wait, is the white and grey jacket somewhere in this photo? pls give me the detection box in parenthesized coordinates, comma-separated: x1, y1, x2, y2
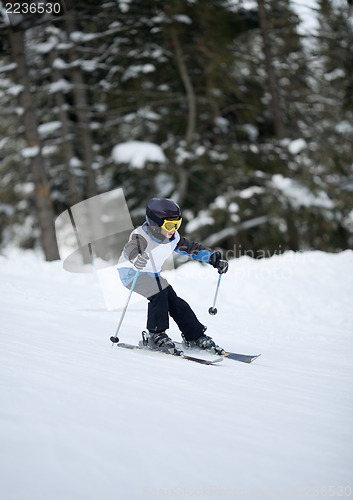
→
(117, 222, 215, 286)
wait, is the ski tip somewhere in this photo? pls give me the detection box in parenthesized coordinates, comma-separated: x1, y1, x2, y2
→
(222, 352, 261, 363)
(182, 355, 223, 365)
(247, 354, 261, 363)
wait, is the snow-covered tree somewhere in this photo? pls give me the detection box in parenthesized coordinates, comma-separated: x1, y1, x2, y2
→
(0, 0, 352, 257)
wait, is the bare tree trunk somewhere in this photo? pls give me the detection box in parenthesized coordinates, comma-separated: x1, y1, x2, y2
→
(171, 28, 197, 204)
(48, 47, 80, 206)
(8, 28, 59, 261)
(65, 10, 97, 198)
(258, 0, 286, 139)
(286, 205, 299, 251)
(171, 29, 196, 146)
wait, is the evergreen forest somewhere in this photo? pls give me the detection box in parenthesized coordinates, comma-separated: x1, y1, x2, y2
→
(0, 0, 352, 261)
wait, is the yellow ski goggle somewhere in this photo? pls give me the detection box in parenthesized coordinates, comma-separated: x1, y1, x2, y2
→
(161, 218, 182, 232)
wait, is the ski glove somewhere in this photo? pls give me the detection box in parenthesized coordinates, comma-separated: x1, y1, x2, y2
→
(209, 251, 229, 274)
(132, 252, 149, 270)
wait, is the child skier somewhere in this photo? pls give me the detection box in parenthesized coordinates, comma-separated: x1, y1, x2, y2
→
(117, 198, 228, 355)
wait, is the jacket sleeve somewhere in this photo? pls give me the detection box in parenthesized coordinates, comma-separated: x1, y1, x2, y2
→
(174, 236, 214, 264)
(124, 233, 148, 262)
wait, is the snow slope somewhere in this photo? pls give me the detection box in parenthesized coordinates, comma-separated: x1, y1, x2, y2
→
(1, 250, 353, 500)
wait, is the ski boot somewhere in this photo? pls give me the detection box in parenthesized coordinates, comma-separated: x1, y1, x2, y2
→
(141, 331, 183, 356)
(183, 333, 225, 356)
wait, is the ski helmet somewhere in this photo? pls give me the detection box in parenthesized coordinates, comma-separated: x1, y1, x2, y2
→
(146, 198, 181, 227)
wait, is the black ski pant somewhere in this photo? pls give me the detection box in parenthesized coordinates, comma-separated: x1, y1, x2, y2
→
(127, 273, 205, 341)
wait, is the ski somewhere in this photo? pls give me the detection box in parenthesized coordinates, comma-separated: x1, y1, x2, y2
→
(174, 342, 261, 364)
(115, 342, 223, 366)
(222, 352, 261, 363)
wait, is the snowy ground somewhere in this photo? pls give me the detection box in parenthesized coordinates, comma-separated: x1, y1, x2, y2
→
(1, 250, 352, 500)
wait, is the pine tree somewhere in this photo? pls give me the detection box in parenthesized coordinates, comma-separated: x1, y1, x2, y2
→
(307, 0, 353, 249)
(8, 27, 59, 260)
(1, 0, 351, 255)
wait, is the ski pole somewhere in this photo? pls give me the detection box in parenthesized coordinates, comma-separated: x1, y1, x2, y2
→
(110, 270, 140, 344)
(208, 273, 222, 315)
